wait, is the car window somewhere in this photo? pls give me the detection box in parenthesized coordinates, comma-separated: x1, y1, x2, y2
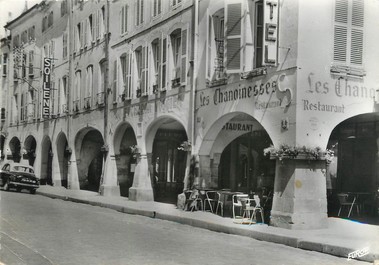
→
(2, 164, 10, 171)
(13, 166, 34, 174)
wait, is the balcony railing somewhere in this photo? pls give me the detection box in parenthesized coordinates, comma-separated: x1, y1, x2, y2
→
(62, 103, 68, 114)
(84, 96, 91, 110)
(73, 99, 80, 112)
(97, 92, 105, 107)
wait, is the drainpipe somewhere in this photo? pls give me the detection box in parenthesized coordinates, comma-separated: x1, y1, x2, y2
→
(191, 0, 199, 154)
(67, 0, 73, 188)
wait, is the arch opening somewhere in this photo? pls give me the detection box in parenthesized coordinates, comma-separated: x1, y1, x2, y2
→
(326, 113, 379, 221)
(9, 137, 21, 163)
(24, 135, 37, 166)
(75, 129, 104, 192)
(40, 137, 53, 185)
(113, 123, 137, 197)
(56, 133, 69, 188)
(148, 117, 188, 203)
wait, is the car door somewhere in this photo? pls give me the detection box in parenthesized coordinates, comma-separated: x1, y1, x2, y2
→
(0, 164, 11, 186)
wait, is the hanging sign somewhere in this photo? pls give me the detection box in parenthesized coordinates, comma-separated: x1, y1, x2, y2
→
(42, 58, 51, 118)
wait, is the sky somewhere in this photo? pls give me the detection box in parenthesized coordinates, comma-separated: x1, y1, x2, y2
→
(0, 0, 41, 38)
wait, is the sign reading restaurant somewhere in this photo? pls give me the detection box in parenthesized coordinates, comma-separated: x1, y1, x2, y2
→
(42, 58, 51, 118)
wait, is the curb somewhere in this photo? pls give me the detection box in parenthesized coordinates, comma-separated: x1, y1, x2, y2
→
(36, 190, 378, 263)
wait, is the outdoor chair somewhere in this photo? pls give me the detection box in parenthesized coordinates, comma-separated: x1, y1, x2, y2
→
(185, 190, 203, 212)
(204, 191, 223, 215)
(232, 194, 249, 219)
(337, 193, 359, 218)
(243, 195, 265, 224)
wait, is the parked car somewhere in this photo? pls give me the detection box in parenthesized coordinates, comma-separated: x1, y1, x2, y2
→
(0, 163, 39, 194)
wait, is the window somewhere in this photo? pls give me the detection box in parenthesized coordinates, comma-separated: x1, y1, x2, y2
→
(20, 93, 26, 121)
(74, 71, 81, 111)
(120, 53, 132, 99)
(120, 5, 128, 35)
(172, 0, 182, 8)
(22, 53, 26, 79)
(63, 32, 68, 59)
(169, 28, 187, 86)
(42, 16, 47, 32)
(136, 0, 144, 26)
(161, 38, 167, 90)
(2, 53, 7, 77)
(135, 46, 148, 96)
(28, 51, 34, 76)
(89, 15, 95, 43)
(76, 23, 81, 50)
(85, 65, 93, 108)
(95, 7, 105, 40)
(61, 0, 67, 17)
(13, 35, 20, 48)
(333, 0, 364, 69)
(153, 0, 162, 17)
(21, 30, 27, 44)
(206, 1, 276, 80)
(48, 11, 54, 27)
(152, 39, 161, 91)
(28, 26, 35, 41)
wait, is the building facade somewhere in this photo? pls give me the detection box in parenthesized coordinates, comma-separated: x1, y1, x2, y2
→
(1, 0, 378, 230)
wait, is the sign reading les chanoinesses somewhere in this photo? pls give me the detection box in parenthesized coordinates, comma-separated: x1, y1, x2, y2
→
(43, 58, 51, 118)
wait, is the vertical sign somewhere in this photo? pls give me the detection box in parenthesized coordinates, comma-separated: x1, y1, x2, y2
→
(263, 0, 278, 65)
(43, 58, 51, 118)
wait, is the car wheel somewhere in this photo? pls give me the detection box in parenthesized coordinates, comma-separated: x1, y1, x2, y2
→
(30, 189, 36, 194)
(4, 181, 10, 191)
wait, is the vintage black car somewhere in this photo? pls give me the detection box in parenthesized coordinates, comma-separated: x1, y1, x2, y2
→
(0, 163, 40, 194)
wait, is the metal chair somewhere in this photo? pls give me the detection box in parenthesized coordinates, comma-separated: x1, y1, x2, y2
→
(185, 190, 203, 212)
(204, 191, 223, 215)
(232, 194, 249, 219)
(337, 193, 359, 218)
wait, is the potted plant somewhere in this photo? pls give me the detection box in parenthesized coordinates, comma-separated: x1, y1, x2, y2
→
(264, 144, 334, 164)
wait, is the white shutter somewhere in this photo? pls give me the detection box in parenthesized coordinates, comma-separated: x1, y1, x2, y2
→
(225, 0, 242, 73)
(161, 37, 167, 91)
(181, 26, 188, 85)
(350, 0, 364, 65)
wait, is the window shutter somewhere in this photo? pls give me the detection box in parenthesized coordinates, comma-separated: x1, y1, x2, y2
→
(206, 12, 211, 79)
(141, 0, 144, 24)
(225, 1, 242, 73)
(136, 0, 140, 26)
(161, 37, 167, 90)
(334, 0, 348, 63)
(158, 0, 161, 14)
(126, 53, 131, 99)
(181, 27, 188, 85)
(120, 7, 124, 34)
(113, 60, 117, 102)
(96, 11, 100, 40)
(80, 21, 84, 48)
(350, 0, 364, 65)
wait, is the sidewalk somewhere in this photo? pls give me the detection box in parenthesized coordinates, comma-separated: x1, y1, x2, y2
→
(36, 186, 379, 263)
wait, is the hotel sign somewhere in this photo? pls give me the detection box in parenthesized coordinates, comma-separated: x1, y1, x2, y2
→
(43, 58, 51, 118)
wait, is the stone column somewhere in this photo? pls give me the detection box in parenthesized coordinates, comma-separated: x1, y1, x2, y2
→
(51, 147, 61, 187)
(129, 154, 154, 201)
(99, 153, 120, 196)
(211, 153, 221, 188)
(67, 150, 80, 190)
(270, 158, 328, 230)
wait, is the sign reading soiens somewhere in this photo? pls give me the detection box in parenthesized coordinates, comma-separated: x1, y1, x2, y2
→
(42, 58, 51, 118)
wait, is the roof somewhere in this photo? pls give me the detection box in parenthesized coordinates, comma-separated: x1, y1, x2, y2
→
(4, 2, 43, 30)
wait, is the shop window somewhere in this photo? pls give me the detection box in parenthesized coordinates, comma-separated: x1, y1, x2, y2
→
(120, 4, 128, 35)
(153, 0, 162, 17)
(136, 0, 144, 26)
(332, 0, 364, 76)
